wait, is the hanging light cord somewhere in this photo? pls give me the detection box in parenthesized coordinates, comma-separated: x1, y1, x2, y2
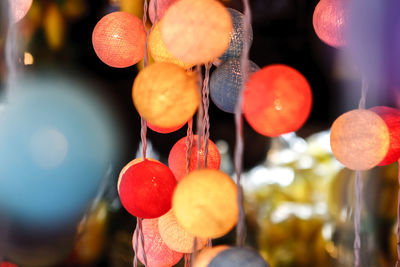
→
(185, 119, 194, 174)
(234, 0, 252, 247)
(196, 65, 205, 169)
(202, 63, 212, 167)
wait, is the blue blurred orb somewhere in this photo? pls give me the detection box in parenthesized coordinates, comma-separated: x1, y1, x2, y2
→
(0, 74, 117, 227)
(209, 247, 269, 267)
(210, 59, 259, 113)
(347, 0, 400, 88)
(219, 8, 253, 62)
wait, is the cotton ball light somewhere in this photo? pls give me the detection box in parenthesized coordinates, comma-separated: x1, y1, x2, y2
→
(173, 169, 238, 238)
(330, 109, 389, 170)
(117, 158, 160, 192)
(312, 0, 349, 48)
(92, 12, 146, 68)
(8, 0, 33, 23)
(148, 0, 179, 23)
(133, 219, 183, 267)
(158, 210, 208, 253)
(208, 247, 270, 267)
(193, 246, 230, 267)
(1, 262, 19, 267)
(219, 8, 253, 62)
(132, 62, 199, 128)
(161, 0, 232, 65)
(168, 135, 221, 181)
(118, 159, 176, 218)
(369, 106, 400, 166)
(243, 64, 312, 137)
(210, 59, 259, 113)
(147, 121, 185, 134)
(148, 21, 194, 69)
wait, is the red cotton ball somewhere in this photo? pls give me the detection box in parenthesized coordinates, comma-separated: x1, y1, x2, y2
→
(92, 11, 146, 68)
(370, 106, 400, 166)
(1, 262, 18, 267)
(148, 0, 179, 24)
(243, 64, 312, 137)
(168, 135, 221, 181)
(118, 160, 176, 218)
(133, 219, 183, 267)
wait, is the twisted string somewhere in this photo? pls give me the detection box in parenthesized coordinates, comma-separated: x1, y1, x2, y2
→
(186, 119, 194, 174)
(202, 63, 212, 168)
(234, 0, 252, 247)
(195, 65, 204, 169)
(184, 253, 191, 267)
(358, 77, 368, 109)
(190, 237, 199, 267)
(354, 171, 362, 267)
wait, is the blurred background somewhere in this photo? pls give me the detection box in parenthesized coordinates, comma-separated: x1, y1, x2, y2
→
(0, 0, 399, 266)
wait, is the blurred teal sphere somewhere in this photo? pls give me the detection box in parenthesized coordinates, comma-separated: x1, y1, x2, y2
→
(0, 74, 117, 227)
(210, 59, 259, 113)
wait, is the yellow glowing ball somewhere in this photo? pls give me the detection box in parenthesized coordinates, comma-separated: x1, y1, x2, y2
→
(158, 210, 208, 253)
(132, 62, 199, 128)
(161, 0, 232, 65)
(149, 21, 194, 69)
(173, 169, 238, 238)
(330, 109, 390, 170)
(193, 245, 230, 267)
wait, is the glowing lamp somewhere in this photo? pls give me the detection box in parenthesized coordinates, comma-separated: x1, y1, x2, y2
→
(132, 62, 199, 128)
(369, 106, 400, 166)
(312, 0, 348, 48)
(92, 12, 146, 68)
(161, 0, 233, 65)
(118, 160, 177, 218)
(208, 247, 270, 267)
(158, 210, 208, 253)
(243, 64, 313, 137)
(147, 121, 185, 134)
(173, 169, 238, 238)
(148, 21, 194, 69)
(148, 0, 179, 24)
(1, 262, 18, 267)
(219, 8, 253, 62)
(117, 158, 160, 192)
(210, 59, 260, 113)
(168, 135, 221, 181)
(9, 0, 33, 23)
(133, 219, 183, 267)
(330, 109, 389, 170)
(193, 245, 230, 267)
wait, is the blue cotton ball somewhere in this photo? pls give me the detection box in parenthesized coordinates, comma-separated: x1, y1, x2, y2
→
(208, 247, 269, 267)
(210, 59, 260, 113)
(219, 8, 253, 62)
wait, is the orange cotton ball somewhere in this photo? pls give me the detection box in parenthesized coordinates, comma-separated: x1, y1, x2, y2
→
(149, 21, 194, 69)
(132, 62, 199, 128)
(173, 169, 238, 238)
(168, 135, 221, 181)
(161, 0, 232, 65)
(330, 109, 390, 170)
(158, 210, 208, 253)
(193, 245, 230, 267)
(9, 0, 33, 23)
(243, 64, 313, 137)
(313, 0, 349, 48)
(133, 219, 183, 267)
(147, 121, 185, 134)
(92, 12, 146, 68)
(148, 0, 179, 23)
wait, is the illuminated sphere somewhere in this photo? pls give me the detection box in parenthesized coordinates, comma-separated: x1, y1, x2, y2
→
(118, 160, 177, 218)
(147, 121, 185, 134)
(133, 219, 183, 267)
(208, 247, 270, 267)
(148, 21, 194, 69)
(161, 0, 233, 65)
(210, 59, 260, 113)
(117, 158, 160, 192)
(369, 106, 400, 166)
(132, 62, 199, 128)
(219, 8, 253, 62)
(243, 64, 313, 137)
(158, 210, 208, 253)
(330, 109, 390, 170)
(1, 262, 18, 267)
(173, 169, 238, 238)
(148, 0, 179, 23)
(193, 245, 230, 267)
(168, 135, 221, 181)
(312, 0, 348, 48)
(9, 0, 33, 23)
(92, 12, 146, 68)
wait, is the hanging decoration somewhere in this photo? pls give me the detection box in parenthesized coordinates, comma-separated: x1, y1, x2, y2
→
(8, 0, 33, 23)
(92, 11, 146, 68)
(207, 247, 270, 267)
(148, 0, 179, 24)
(147, 121, 185, 134)
(193, 246, 230, 267)
(168, 135, 221, 181)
